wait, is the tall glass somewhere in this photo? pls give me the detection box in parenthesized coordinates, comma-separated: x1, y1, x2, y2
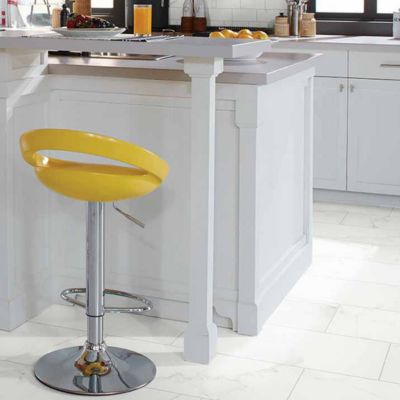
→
(133, 4, 152, 36)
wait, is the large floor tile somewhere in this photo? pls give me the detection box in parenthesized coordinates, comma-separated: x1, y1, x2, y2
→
(313, 237, 380, 260)
(328, 306, 400, 343)
(314, 203, 392, 217)
(173, 396, 207, 400)
(213, 324, 388, 379)
(31, 304, 186, 345)
(313, 210, 347, 224)
(314, 223, 400, 247)
(289, 369, 400, 400)
(289, 275, 400, 312)
(267, 298, 338, 332)
(0, 322, 82, 366)
(381, 344, 400, 384)
(309, 256, 400, 286)
(107, 337, 302, 400)
(342, 213, 400, 231)
(0, 360, 178, 400)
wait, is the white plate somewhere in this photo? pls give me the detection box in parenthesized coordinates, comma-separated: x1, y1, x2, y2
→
(53, 27, 126, 38)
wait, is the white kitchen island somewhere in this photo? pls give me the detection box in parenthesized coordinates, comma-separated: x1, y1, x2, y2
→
(0, 31, 316, 364)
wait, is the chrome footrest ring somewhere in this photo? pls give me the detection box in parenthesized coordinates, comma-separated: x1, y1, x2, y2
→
(60, 288, 153, 313)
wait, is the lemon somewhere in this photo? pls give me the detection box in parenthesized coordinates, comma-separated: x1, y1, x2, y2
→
(238, 33, 254, 40)
(221, 29, 238, 38)
(238, 29, 252, 36)
(209, 31, 226, 39)
(253, 31, 269, 40)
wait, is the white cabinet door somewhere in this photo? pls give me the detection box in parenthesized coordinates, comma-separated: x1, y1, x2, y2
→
(314, 77, 348, 190)
(348, 79, 400, 196)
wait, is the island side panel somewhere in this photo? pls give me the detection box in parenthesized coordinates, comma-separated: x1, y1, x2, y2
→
(236, 70, 314, 335)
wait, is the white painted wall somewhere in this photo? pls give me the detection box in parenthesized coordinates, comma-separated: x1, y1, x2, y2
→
(169, 0, 287, 28)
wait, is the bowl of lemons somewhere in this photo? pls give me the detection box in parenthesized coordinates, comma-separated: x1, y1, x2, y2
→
(209, 29, 269, 63)
(209, 28, 269, 41)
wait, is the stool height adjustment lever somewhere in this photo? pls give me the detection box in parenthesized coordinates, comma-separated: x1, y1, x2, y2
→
(113, 202, 145, 228)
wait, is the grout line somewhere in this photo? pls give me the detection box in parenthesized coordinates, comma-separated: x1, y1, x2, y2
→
(263, 321, 395, 346)
(324, 305, 341, 333)
(378, 343, 392, 381)
(293, 272, 400, 291)
(287, 294, 400, 316)
(338, 211, 349, 225)
(286, 369, 305, 400)
(215, 350, 388, 384)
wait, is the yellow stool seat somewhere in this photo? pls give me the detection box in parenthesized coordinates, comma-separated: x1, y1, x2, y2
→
(20, 129, 169, 202)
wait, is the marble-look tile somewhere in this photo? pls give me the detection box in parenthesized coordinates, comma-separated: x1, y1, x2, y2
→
(289, 275, 400, 313)
(313, 237, 380, 261)
(309, 257, 400, 286)
(289, 369, 400, 400)
(314, 222, 400, 247)
(0, 322, 82, 366)
(0, 360, 178, 400)
(172, 396, 207, 400)
(182, 324, 389, 379)
(314, 202, 392, 217)
(342, 213, 400, 231)
(313, 210, 347, 224)
(31, 304, 186, 345)
(106, 336, 302, 400)
(327, 306, 400, 343)
(267, 299, 338, 332)
(380, 344, 400, 384)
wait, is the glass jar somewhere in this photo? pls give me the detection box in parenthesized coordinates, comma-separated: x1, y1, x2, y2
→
(274, 13, 289, 37)
(301, 12, 316, 37)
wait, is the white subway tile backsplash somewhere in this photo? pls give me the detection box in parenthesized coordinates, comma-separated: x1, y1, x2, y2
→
(169, 0, 287, 27)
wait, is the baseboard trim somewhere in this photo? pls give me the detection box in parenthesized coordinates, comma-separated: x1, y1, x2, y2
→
(236, 241, 312, 336)
(314, 189, 400, 208)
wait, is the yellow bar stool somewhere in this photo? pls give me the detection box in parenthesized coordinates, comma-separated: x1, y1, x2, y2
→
(20, 129, 169, 396)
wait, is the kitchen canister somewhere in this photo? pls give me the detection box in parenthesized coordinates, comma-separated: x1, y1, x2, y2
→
(274, 13, 289, 37)
(394, 9, 400, 39)
(301, 12, 316, 37)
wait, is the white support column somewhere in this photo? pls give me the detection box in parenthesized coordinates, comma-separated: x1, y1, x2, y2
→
(183, 57, 223, 364)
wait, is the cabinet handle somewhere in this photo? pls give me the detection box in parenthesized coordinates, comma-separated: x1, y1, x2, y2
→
(339, 83, 345, 92)
(350, 84, 355, 93)
(380, 63, 400, 68)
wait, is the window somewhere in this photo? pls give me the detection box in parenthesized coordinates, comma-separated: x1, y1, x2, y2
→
(310, 0, 400, 20)
(315, 0, 364, 13)
(378, 0, 400, 13)
(92, 0, 113, 8)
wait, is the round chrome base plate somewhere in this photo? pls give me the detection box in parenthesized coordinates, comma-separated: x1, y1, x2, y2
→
(34, 346, 157, 396)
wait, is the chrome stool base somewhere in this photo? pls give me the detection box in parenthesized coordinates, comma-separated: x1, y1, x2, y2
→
(34, 344, 156, 396)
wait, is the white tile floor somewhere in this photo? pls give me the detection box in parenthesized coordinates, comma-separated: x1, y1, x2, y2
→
(2, 202, 400, 399)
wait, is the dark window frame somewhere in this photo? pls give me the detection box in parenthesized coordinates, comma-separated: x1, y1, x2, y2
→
(308, 0, 392, 21)
(91, 0, 125, 26)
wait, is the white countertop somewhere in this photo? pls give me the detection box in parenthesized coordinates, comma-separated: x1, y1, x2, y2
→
(273, 35, 400, 52)
(48, 52, 318, 85)
(0, 29, 271, 58)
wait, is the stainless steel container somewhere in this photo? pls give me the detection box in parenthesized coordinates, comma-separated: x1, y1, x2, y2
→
(290, 4, 301, 36)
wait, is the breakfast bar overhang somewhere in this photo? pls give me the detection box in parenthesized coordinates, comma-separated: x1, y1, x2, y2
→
(0, 32, 316, 364)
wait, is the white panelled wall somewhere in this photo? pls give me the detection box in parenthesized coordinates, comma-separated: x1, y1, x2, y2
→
(169, 0, 287, 28)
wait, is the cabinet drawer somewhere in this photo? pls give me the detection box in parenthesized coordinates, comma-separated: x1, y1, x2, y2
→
(349, 51, 400, 80)
(313, 51, 348, 77)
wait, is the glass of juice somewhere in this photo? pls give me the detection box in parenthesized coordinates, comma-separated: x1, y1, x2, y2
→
(133, 4, 152, 36)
